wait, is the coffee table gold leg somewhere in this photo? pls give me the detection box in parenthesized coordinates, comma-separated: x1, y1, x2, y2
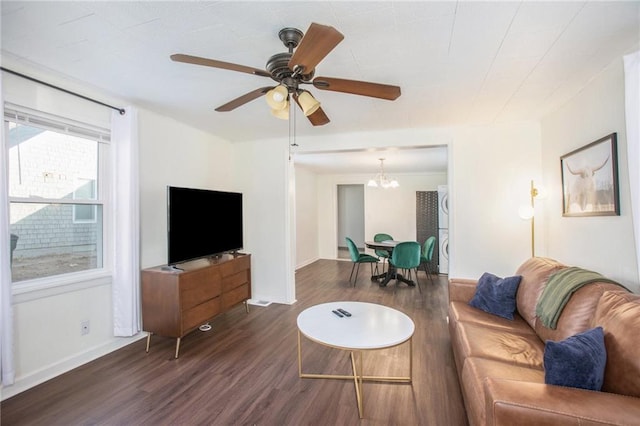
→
(351, 350, 364, 418)
(297, 329, 411, 419)
(409, 336, 413, 381)
(297, 330, 303, 377)
(146, 332, 151, 353)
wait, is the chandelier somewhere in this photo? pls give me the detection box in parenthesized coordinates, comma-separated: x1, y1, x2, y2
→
(367, 158, 399, 189)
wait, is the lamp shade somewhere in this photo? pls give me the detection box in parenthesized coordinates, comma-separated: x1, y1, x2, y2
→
(266, 85, 289, 110)
(518, 205, 534, 220)
(297, 91, 321, 116)
(271, 102, 290, 120)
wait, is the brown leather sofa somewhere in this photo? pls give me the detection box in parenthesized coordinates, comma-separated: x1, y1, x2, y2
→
(448, 257, 640, 425)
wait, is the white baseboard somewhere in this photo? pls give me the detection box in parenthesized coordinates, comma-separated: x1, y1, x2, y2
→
(295, 256, 320, 270)
(247, 299, 272, 307)
(1, 333, 146, 401)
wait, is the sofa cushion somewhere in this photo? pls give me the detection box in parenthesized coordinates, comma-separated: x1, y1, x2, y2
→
(593, 290, 640, 397)
(484, 378, 640, 426)
(454, 321, 545, 369)
(544, 326, 606, 391)
(536, 267, 624, 329)
(448, 278, 478, 303)
(515, 257, 567, 329)
(449, 301, 535, 335)
(461, 357, 545, 426)
(469, 272, 521, 320)
(535, 282, 626, 344)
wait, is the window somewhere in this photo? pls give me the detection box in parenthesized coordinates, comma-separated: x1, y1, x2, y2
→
(73, 178, 97, 223)
(5, 107, 110, 283)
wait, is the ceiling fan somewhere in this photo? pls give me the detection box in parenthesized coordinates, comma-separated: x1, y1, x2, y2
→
(170, 23, 401, 126)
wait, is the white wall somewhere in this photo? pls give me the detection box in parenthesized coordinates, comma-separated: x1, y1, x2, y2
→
(541, 59, 639, 291)
(232, 138, 296, 304)
(450, 122, 542, 278)
(294, 166, 318, 269)
(365, 174, 444, 244)
(138, 109, 234, 269)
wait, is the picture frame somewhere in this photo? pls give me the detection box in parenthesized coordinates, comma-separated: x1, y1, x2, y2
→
(560, 133, 619, 217)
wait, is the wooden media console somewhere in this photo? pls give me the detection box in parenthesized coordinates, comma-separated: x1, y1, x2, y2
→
(141, 253, 251, 357)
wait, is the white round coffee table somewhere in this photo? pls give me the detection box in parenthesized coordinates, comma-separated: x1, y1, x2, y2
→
(297, 301, 415, 418)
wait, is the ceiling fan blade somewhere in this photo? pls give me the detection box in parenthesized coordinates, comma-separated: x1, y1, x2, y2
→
(292, 93, 330, 126)
(171, 54, 271, 78)
(215, 87, 274, 112)
(312, 77, 401, 100)
(288, 23, 344, 74)
(306, 107, 330, 126)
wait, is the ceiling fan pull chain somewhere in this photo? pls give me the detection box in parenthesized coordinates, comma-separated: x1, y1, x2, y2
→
(291, 100, 298, 147)
(288, 99, 292, 146)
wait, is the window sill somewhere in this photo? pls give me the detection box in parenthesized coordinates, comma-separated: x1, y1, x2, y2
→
(12, 269, 113, 303)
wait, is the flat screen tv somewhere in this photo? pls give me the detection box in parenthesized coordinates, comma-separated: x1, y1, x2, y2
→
(167, 186, 243, 266)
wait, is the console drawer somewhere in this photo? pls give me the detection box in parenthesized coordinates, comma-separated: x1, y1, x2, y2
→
(181, 271, 221, 310)
(222, 283, 249, 310)
(183, 297, 221, 332)
(220, 254, 250, 277)
(222, 270, 249, 293)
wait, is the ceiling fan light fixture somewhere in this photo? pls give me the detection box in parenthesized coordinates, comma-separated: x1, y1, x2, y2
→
(270, 103, 290, 120)
(297, 91, 321, 116)
(266, 85, 289, 110)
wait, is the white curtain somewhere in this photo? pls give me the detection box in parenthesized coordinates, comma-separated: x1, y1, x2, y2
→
(0, 73, 15, 386)
(624, 50, 640, 280)
(111, 107, 141, 336)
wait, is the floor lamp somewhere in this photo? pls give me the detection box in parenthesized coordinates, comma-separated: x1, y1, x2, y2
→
(519, 180, 545, 257)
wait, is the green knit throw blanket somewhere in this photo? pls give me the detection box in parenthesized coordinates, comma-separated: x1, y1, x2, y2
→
(536, 267, 626, 329)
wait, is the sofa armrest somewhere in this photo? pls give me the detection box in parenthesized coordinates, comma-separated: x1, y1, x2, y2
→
(484, 378, 640, 426)
(449, 278, 477, 303)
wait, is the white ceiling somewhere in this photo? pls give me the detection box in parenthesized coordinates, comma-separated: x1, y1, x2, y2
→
(1, 1, 639, 174)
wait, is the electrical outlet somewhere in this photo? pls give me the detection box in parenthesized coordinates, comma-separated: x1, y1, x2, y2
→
(81, 320, 90, 335)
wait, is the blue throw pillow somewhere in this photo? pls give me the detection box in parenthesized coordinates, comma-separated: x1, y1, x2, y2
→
(544, 326, 606, 391)
(468, 272, 522, 320)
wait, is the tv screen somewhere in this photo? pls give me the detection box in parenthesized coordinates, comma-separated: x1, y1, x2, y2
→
(167, 186, 243, 265)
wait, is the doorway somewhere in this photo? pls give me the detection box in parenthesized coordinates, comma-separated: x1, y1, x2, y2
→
(337, 184, 365, 259)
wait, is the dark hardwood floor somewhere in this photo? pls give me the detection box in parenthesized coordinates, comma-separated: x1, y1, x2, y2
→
(1, 259, 467, 425)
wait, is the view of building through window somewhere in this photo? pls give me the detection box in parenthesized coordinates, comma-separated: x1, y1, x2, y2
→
(6, 118, 106, 282)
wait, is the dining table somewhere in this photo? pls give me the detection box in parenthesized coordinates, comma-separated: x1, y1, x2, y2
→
(364, 240, 416, 287)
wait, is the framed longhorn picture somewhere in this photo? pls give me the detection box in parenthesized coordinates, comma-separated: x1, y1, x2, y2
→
(560, 133, 620, 217)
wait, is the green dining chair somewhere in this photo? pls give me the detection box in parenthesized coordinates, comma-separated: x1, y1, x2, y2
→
(420, 236, 436, 283)
(345, 237, 379, 287)
(373, 233, 393, 273)
(389, 241, 422, 293)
